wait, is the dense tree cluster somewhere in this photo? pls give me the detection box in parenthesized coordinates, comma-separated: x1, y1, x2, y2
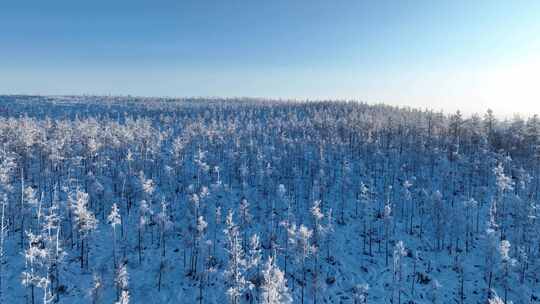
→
(0, 95, 539, 303)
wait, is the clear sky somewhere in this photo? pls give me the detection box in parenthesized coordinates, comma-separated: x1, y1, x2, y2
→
(1, 0, 540, 115)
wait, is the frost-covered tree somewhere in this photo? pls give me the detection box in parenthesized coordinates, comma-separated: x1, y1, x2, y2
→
(0, 193, 7, 301)
(90, 273, 103, 304)
(485, 209, 499, 296)
(196, 217, 211, 304)
(463, 198, 478, 252)
(356, 183, 374, 254)
(383, 203, 392, 266)
(498, 240, 516, 304)
(352, 283, 369, 304)
(22, 186, 39, 246)
(224, 210, 250, 304)
(137, 199, 152, 264)
(392, 240, 406, 304)
(247, 233, 262, 279)
(239, 197, 252, 250)
(156, 199, 172, 291)
(115, 262, 129, 301)
(0, 154, 15, 301)
(310, 200, 324, 249)
(195, 215, 208, 270)
(22, 231, 51, 304)
(194, 148, 210, 188)
(108, 203, 122, 267)
(261, 256, 292, 304)
(430, 190, 445, 251)
(42, 192, 64, 302)
(338, 159, 352, 224)
(137, 171, 155, 214)
(116, 290, 130, 304)
(212, 205, 222, 260)
(493, 164, 514, 240)
(288, 224, 313, 304)
(310, 200, 324, 302)
(488, 296, 504, 304)
(70, 189, 97, 269)
(187, 187, 209, 276)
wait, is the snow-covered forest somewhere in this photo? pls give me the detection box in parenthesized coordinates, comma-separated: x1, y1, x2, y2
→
(1, 95, 539, 303)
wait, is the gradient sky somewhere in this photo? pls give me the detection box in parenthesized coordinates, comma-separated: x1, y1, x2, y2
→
(1, 0, 540, 115)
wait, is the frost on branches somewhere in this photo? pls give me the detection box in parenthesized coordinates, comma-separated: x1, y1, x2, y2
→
(0, 96, 537, 303)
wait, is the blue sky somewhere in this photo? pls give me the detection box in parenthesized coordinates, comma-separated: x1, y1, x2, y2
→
(1, 0, 540, 114)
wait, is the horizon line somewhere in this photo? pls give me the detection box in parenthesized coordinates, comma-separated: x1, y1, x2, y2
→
(0, 93, 532, 119)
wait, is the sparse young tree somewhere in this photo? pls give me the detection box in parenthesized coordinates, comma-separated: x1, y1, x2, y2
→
(116, 290, 130, 304)
(108, 203, 122, 267)
(42, 192, 64, 302)
(392, 240, 406, 304)
(246, 233, 262, 300)
(137, 199, 152, 264)
(498, 240, 515, 304)
(22, 231, 52, 304)
(157, 199, 172, 291)
(261, 256, 292, 304)
(115, 262, 129, 302)
(0, 154, 15, 301)
(224, 210, 250, 304)
(288, 224, 313, 304)
(70, 189, 98, 269)
(383, 203, 392, 266)
(90, 273, 103, 304)
(352, 283, 369, 304)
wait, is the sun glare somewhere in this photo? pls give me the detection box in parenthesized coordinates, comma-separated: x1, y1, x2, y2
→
(474, 56, 540, 116)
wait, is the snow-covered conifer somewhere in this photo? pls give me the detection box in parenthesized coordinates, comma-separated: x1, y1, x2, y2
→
(71, 189, 97, 269)
(499, 240, 516, 304)
(116, 290, 130, 304)
(137, 199, 152, 264)
(0, 154, 14, 301)
(353, 283, 369, 304)
(108, 203, 122, 267)
(392, 240, 406, 304)
(224, 210, 249, 304)
(90, 273, 103, 304)
(288, 224, 313, 304)
(261, 256, 292, 304)
(115, 263, 129, 300)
